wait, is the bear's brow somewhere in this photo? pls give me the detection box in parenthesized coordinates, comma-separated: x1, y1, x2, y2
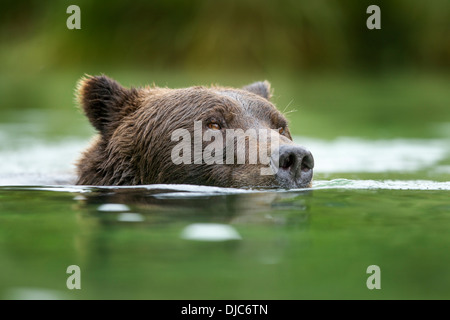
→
(245, 99, 287, 127)
(215, 89, 287, 127)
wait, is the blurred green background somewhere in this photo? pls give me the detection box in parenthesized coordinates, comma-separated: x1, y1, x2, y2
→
(0, 0, 449, 139)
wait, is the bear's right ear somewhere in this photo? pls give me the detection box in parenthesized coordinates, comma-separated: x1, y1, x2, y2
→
(77, 75, 131, 134)
(242, 81, 272, 100)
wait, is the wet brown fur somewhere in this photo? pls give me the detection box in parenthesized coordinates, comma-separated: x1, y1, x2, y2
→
(76, 75, 297, 187)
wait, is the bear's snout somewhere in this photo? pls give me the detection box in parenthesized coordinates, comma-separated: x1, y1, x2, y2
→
(273, 145, 314, 188)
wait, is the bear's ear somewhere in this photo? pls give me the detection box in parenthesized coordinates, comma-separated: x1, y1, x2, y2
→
(77, 75, 131, 134)
(242, 81, 272, 100)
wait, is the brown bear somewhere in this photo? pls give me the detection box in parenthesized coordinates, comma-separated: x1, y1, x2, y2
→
(75, 75, 314, 188)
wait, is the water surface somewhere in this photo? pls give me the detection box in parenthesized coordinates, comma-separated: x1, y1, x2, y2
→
(0, 116, 449, 299)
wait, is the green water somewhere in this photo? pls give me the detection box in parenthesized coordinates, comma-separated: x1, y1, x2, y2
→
(0, 186, 449, 299)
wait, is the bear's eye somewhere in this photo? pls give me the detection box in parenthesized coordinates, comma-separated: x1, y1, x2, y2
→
(208, 122, 221, 130)
(278, 127, 285, 135)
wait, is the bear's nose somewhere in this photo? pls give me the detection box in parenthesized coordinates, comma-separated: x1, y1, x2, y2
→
(273, 145, 314, 188)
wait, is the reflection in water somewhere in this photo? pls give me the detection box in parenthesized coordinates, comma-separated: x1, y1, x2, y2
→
(180, 223, 242, 241)
(97, 203, 131, 212)
(71, 186, 313, 284)
(6, 287, 69, 300)
(117, 213, 145, 222)
(75, 186, 312, 226)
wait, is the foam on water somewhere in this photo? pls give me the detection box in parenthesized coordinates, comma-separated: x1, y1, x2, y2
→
(3, 179, 450, 195)
(311, 179, 450, 191)
(0, 127, 449, 191)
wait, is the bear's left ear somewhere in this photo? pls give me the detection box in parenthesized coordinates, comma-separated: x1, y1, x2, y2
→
(77, 75, 133, 135)
(242, 81, 272, 100)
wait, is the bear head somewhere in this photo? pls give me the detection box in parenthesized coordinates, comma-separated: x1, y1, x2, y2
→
(75, 75, 314, 188)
